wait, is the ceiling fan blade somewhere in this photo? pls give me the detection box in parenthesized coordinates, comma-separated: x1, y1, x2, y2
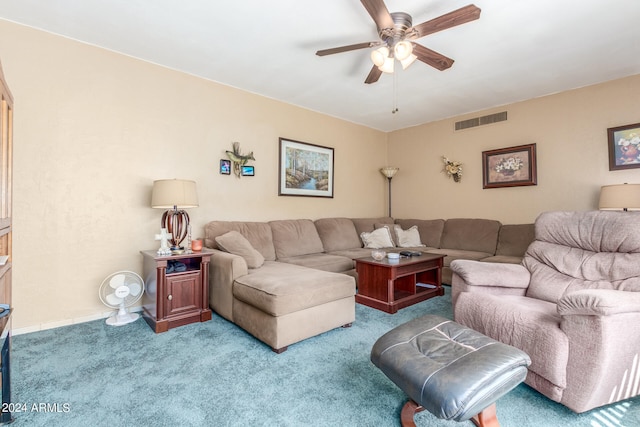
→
(316, 41, 380, 56)
(361, 0, 394, 30)
(364, 65, 382, 84)
(410, 4, 481, 39)
(412, 43, 454, 71)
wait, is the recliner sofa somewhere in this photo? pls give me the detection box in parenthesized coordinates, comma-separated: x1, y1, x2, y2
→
(451, 211, 640, 413)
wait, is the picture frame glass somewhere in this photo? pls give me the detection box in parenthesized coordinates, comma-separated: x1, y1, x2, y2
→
(279, 138, 334, 197)
(608, 123, 640, 171)
(483, 143, 537, 189)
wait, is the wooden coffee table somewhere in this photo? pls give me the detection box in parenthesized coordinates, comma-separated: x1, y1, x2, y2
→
(355, 253, 445, 314)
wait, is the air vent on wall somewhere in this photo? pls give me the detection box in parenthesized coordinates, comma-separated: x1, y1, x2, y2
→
(455, 111, 507, 131)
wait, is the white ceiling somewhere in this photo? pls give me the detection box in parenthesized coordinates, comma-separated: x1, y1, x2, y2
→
(1, 0, 639, 132)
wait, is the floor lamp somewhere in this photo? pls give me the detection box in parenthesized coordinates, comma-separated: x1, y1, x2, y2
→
(380, 167, 399, 217)
(151, 179, 199, 250)
(598, 183, 640, 211)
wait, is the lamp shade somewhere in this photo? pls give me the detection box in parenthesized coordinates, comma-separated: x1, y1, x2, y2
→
(598, 183, 640, 211)
(380, 167, 399, 179)
(151, 179, 199, 209)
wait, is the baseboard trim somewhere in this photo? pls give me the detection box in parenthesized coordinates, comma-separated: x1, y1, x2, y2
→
(12, 306, 144, 336)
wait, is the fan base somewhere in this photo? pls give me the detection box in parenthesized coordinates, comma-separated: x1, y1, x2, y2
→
(105, 312, 140, 326)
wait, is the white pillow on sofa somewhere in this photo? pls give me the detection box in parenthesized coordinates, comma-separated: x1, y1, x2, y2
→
(394, 225, 425, 248)
(360, 226, 395, 249)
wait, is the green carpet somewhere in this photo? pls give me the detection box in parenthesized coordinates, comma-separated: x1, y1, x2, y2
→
(10, 287, 640, 426)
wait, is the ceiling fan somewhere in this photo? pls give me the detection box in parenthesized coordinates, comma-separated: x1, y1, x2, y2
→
(316, 0, 481, 84)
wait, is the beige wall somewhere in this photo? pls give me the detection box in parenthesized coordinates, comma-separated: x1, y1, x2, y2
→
(1, 19, 639, 332)
(388, 75, 640, 224)
(0, 20, 388, 331)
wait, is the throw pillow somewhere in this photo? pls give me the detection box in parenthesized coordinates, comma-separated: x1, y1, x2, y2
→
(360, 226, 395, 249)
(215, 230, 265, 268)
(394, 225, 425, 248)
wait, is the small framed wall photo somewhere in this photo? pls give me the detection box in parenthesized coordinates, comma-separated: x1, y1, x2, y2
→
(220, 159, 231, 175)
(241, 165, 255, 176)
(608, 122, 640, 171)
(482, 143, 537, 189)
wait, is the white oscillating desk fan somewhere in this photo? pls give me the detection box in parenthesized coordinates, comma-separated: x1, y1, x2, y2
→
(98, 271, 144, 326)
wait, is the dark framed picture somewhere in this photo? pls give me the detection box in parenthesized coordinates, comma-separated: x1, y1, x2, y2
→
(278, 138, 334, 197)
(220, 159, 231, 175)
(608, 122, 640, 171)
(241, 165, 255, 176)
(482, 143, 537, 189)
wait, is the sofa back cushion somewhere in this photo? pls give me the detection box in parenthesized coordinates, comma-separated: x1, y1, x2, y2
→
(394, 219, 445, 248)
(204, 221, 276, 261)
(524, 211, 640, 303)
(269, 219, 325, 259)
(495, 224, 535, 257)
(439, 218, 501, 254)
(314, 218, 362, 252)
(351, 217, 394, 245)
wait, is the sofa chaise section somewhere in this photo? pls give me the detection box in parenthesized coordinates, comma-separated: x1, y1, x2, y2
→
(204, 220, 356, 353)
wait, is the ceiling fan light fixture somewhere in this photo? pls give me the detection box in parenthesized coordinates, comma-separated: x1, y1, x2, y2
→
(370, 46, 390, 67)
(400, 53, 418, 70)
(393, 40, 413, 61)
(378, 56, 395, 73)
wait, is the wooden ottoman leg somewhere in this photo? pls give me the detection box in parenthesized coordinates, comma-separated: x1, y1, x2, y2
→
(471, 403, 500, 427)
(400, 400, 424, 427)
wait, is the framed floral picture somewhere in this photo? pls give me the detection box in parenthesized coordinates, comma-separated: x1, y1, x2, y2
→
(482, 143, 537, 189)
(608, 122, 640, 171)
(278, 138, 334, 197)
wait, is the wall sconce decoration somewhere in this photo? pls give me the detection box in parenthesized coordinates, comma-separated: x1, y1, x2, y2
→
(226, 142, 255, 178)
(442, 156, 463, 183)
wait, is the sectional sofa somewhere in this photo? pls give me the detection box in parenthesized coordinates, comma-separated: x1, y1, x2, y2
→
(204, 216, 534, 352)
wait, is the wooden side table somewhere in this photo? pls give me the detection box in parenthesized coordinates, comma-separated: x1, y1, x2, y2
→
(140, 249, 213, 333)
(355, 253, 445, 313)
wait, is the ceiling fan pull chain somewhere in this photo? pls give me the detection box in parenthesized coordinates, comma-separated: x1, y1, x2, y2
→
(392, 70, 399, 114)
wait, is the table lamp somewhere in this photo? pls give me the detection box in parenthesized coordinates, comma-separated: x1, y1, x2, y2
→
(598, 183, 640, 211)
(151, 179, 199, 250)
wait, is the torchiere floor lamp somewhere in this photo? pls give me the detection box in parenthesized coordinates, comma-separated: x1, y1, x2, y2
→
(380, 167, 399, 217)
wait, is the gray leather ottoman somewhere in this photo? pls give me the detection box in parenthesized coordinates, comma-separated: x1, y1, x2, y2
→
(371, 315, 531, 427)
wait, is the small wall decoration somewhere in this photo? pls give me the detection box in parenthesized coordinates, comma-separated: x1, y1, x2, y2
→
(220, 159, 231, 175)
(607, 122, 640, 171)
(482, 143, 537, 189)
(278, 137, 334, 198)
(241, 165, 255, 176)
(226, 141, 255, 178)
(442, 156, 463, 182)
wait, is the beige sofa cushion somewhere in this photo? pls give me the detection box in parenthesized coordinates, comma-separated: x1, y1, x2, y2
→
(277, 253, 354, 273)
(314, 218, 361, 252)
(215, 231, 265, 269)
(394, 219, 445, 248)
(351, 217, 394, 238)
(269, 219, 325, 259)
(204, 221, 276, 261)
(440, 218, 501, 254)
(233, 261, 355, 316)
(496, 223, 535, 257)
